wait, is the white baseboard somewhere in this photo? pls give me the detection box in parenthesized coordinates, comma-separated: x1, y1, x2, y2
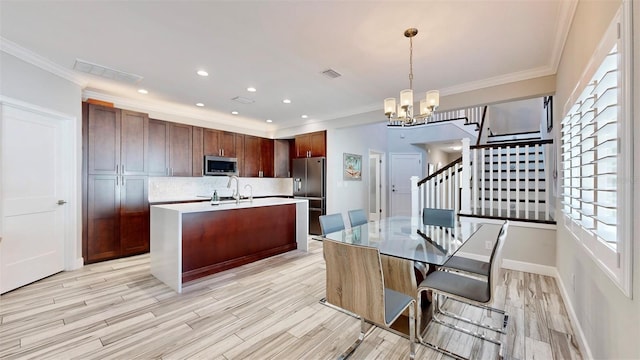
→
(72, 257, 84, 270)
(454, 252, 592, 358)
(553, 269, 593, 360)
(501, 259, 556, 277)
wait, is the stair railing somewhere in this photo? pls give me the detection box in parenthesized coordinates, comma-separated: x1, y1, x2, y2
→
(469, 139, 554, 221)
(413, 137, 554, 223)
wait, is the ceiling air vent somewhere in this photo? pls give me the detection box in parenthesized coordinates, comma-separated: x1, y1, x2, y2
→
(321, 68, 342, 79)
(73, 59, 143, 84)
(231, 96, 255, 104)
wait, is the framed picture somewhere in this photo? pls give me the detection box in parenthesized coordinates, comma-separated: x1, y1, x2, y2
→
(545, 96, 553, 133)
(343, 153, 362, 181)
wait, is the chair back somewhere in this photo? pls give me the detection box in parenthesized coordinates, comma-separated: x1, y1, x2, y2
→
(323, 239, 386, 325)
(422, 208, 455, 228)
(348, 209, 368, 228)
(319, 213, 345, 235)
(488, 221, 509, 302)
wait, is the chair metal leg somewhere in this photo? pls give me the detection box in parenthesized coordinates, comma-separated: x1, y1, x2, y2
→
(338, 317, 367, 360)
(435, 295, 509, 334)
(409, 302, 416, 360)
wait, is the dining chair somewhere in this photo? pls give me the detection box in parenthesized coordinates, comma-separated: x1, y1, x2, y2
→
(324, 239, 416, 359)
(427, 207, 490, 278)
(319, 213, 345, 235)
(422, 208, 455, 228)
(416, 221, 509, 357)
(347, 209, 368, 228)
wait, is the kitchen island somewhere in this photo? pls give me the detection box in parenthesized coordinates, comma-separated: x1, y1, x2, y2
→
(150, 197, 309, 293)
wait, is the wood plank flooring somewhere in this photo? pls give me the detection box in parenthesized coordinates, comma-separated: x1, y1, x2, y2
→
(0, 240, 581, 359)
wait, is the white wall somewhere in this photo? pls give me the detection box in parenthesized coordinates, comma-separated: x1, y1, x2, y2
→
(554, 1, 640, 359)
(487, 97, 544, 135)
(0, 52, 83, 269)
(326, 121, 388, 226)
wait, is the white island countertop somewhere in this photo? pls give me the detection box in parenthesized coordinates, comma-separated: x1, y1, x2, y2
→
(151, 197, 307, 213)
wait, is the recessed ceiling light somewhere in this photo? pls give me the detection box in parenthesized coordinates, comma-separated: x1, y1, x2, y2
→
(282, 99, 291, 104)
(266, 119, 273, 123)
(197, 70, 209, 77)
(195, 103, 204, 107)
(231, 111, 239, 115)
(247, 87, 257, 92)
(301, 115, 308, 119)
(137, 89, 148, 94)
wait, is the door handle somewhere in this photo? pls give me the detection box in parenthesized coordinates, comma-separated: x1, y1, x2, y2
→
(57, 200, 67, 205)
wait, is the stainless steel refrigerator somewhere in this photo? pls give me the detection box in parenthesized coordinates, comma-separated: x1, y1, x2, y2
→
(292, 157, 326, 235)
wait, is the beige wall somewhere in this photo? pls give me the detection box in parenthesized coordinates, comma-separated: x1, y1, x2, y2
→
(439, 75, 556, 111)
(554, 1, 640, 359)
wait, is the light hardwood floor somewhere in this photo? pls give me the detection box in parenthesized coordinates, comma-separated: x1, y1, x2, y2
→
(0, 240, 581, 359)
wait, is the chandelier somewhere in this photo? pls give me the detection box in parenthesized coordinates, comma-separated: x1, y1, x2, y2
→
(384, 28, 439, 126)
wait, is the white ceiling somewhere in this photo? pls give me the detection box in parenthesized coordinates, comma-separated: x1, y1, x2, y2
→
(0, 1, 575, 132)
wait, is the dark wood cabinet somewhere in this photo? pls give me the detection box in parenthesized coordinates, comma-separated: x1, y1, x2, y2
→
(203, 129, 237, 158)
(86, 175, 149, 263)
(84, 103, 150, 264)
(148, 119, 192, 176)
(168, 123, 193, 176)
(295, 130, 326, 158)
(274, 139, 292, 178)
(148, 119, 170, 176)
(121, 110, 149, 175)
(243, 135, 261, 177)
(192, 127, 204, 177)
(120, 175, 149, 255)
(243, 135, 274, 177)
(260, 137, 274, 178)
(87, 105, 120, 175)
(235, 134, 245, 176)
(87, 106, 149, 175)
(87, 175, 120, 262)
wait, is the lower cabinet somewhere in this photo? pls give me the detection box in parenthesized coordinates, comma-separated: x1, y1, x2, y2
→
(86, 175, 149, 263)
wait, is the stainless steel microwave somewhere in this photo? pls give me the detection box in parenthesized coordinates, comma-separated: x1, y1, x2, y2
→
(204, 156, 238, 176)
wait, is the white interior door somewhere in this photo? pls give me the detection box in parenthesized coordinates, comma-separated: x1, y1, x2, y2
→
(368, 153, 381, 221)
(390, 153, 421, 217)
(1, 104, 67, 293)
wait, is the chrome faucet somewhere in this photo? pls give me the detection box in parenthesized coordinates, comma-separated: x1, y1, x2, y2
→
(244, 184, 253, 202)
(227, 175, 240, 204)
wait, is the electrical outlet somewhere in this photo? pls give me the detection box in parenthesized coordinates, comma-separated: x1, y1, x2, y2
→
(485, 240, 493, 250)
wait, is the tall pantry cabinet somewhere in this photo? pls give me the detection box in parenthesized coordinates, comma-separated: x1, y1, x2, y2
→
(83, 103, 150, 263)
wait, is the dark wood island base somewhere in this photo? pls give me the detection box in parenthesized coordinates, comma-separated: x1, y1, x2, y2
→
(181, 204, 296, 283)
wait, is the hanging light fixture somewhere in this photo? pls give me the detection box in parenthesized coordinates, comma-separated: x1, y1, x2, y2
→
(384, 28, 439, 126)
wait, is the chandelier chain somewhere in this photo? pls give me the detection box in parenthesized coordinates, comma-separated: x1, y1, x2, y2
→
(409, 36, 413, 90)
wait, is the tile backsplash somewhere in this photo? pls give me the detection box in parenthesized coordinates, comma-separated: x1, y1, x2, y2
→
(149, 176, 293, 203)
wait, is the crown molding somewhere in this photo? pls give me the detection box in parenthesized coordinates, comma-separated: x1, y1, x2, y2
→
(438, 65, 555, 96)
(549, 0, 579, 73)
(0, 37, 88, 87)
(82, 90, 272, 137)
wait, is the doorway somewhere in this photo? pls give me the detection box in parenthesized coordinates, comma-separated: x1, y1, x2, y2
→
(368, 151, 384, 221)
(390, 153, 422, 217)
(0, 99, 73, 293)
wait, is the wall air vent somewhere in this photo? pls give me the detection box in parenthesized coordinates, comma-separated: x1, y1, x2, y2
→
(321, 68, 342, 79)
(73, 59, 143, 84)
(231, 96, 255, 104)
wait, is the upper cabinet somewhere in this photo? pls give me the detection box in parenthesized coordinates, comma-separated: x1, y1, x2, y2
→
(295, 130, 326, 158)
(87, 104, 148, 176)
(204, 129, 237, 158)
(243, 135, 274, 177)
(148, 119, 192, 176)
(192, 127, 204, 177)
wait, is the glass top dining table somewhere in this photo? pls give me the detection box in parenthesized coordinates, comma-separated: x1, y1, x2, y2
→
(322, 216, 484, 266)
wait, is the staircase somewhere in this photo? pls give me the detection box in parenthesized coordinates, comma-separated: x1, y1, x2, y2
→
(413, 112, 555, 225)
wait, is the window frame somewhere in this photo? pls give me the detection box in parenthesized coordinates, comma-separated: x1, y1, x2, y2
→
(560, 4, 633, 298)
